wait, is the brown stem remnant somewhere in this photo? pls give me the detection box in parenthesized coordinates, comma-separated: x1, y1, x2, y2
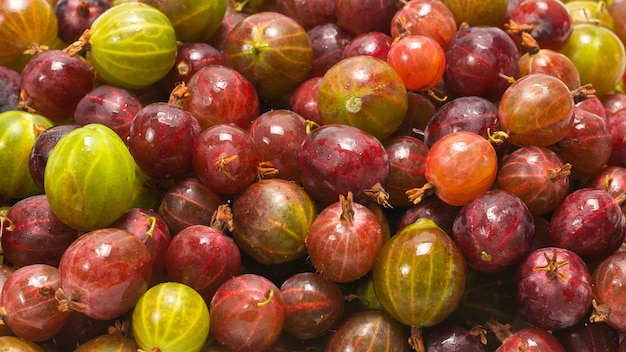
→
(533, 249, 569, 282)
(55, 288, 87, 313)
(257, 161, 279, 180)
(485, 318, 513, 344)
(505, 19, 536, 37)
(364, 183, 392, 208)
(63, 29, 90, 57)
(546, 163, 572, 181)
(23, 42, 49, 56)
(340, 192, 355, 226)
(469, 323, 489, 345)
(590, 298, 611, 323)
(168, 82, 190, 108)
(572, 83, 597, 104)
(211, 204, 234, 233)
(215, 154, 238, 180)
(409, 326, 425, 352)
(520, 32, 540, 55)
(406, 183, 434, 205)
(107, 320, 129, 336)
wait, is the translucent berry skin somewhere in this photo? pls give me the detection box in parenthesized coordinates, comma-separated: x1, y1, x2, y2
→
(209, 274, 286, 352)
(132, 282, 210, 352)
(20, 49, 94, 122)
(299, 124, 390, 206)
(452, 189, 535, 273)
(549, 188, 626, 258)
(444, 26, 519, 100)
(192, 123, 260, 196)
(373, 218, 466, 328)
(514, 247, 593, 330)
(89, 2, 177, 90)
(425, 131, 498, 206)
(129, 102, 202, 180)
(499, 73, 575, 147)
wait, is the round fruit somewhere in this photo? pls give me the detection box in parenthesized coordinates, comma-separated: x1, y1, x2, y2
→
(386, 35, 446, 92)
(110, 208, 172, 287)
(334, 0, 397, 35)
(496, 146, 571, 215)
(0, 0, 59, 72)
(57, 228, 152, 320)
(44, 124, 136, 231)
(0, 110, 53, 199)
(55, 0, 111, 45)
(514, 247, 593, 330)
(0, 336, 45, 352)
(89, 2, 178, 89)
(20, 48, 94, 122)
(549, 188, 626, 258)
(410, 131, 499, 206)
(324, 310, 409, 352)
(306, 192, 383, 283)
(389, 0, 457, 46)
(209, 274, 286, 351)
(440, 0, 508, 27)
(452, 189, 535, 273)
(0, 264, 70, 341)
(223, 11, 313, 102)
(132, 282, 210, 352)
(192, 123, 260, 195)
(128, 101, 202, 180)
(561, 24, 626, 97)
(157, 177, 224, 235)
(318, 55, 408, 141)
(74, 334, 139, 352)
(231, 179, 317, 265)
(280, 272, 345, 340)
(139, 0, 226, 43)
(499, 73, 575, 147)
(73, 85, 142, 143)
(1, 195, 79, 267)
(373, 218, 466, 328)
(183, 65, 259, 130)
(299, 124, 390, 206)
(165, 222, 241, 301)
(444, 25, 519, 100)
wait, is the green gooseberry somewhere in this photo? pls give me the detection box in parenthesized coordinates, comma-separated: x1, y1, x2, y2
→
(44, 123, 136, 231)
(373, 218, 467, 328)
(0, 110, 53, 199)
(89, 2, 178, 90)
(132, 282, 210, 352)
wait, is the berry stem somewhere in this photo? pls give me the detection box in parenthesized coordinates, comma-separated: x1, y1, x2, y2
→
(409, 326, 425, 352)
(406, 183, 434, 205)
(485, 318, 513, 343)
(257, 289, 274, 307)
(364, 183, 391, 208)
(340, 192, 355, 226)
(572, 83, 596, 104)
(210, 204, 234, 233)
(533, 249, 569, 282)
(487, 128, 509, 145)
(257, 161, 279, 180)
(215, 154, 239, 180)
(168, 82, 190, 108)
(520, 32, 540, 55)
(545, 163, 571, 180)
(505, 19, 535, 36)
(590, 298, 611, 323)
